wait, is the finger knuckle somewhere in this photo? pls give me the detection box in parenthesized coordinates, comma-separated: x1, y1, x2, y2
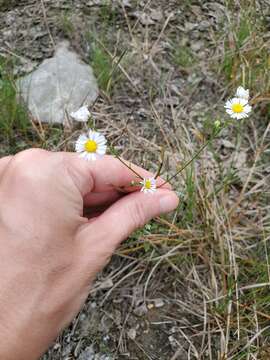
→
(13, 148, 47, 166)
(11, 149, 48, 179)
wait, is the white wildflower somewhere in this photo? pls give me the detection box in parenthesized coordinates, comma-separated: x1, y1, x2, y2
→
(70, 106, 90, 122)
(75, 130, 107, 161)
(235, 86, 249, 100)
(140, 177, 157, 194)
(225, 97, 252, 120)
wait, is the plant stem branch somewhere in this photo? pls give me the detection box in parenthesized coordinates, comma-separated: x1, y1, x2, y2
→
(109, 146, 144, 180)
(158, 128, 221, 187)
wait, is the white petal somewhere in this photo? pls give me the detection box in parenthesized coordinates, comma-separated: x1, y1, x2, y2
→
(244, 104, 252, 113)
(76, 139, 88, 146)
(231, 97, 240, 104)
(236, 113, 245, 119)
(75, 135, 88, 152)
(87, 153, 96, 161)
(97, 148, 107, 156)
(88, 129, 94, 140)
(230, 97, 247, 107)
(92, 132, 99, 141)
(97, 144, 107, 150)
(238, 98, 248, 106)
(99, 142, 107, 148)
(97, 135, 106, 144)
(70, 106, 90, 122)
(236, 86, 249, 100)
(225, 99, 233, 108)
(75, 143, 85, 153)
(226, 109, 233, 115)
(79, 151, 88, 159)
(77, 134, 88, 143)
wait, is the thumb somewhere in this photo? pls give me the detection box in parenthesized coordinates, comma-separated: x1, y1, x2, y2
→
(78, 188, 179, 255)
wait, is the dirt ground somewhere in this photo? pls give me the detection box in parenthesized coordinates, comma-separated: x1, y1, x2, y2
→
(1, 0, 270, 359)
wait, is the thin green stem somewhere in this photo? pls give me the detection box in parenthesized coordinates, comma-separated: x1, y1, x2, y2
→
(109, 145, 144, 180)
(154, 147, 165, 179)
(158, 127, 222, 188)
(108, 48, 127, 80)
(116, 156, 144, 180)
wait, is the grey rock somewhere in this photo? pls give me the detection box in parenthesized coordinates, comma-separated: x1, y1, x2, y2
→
(62, 343, 73, 357)
(153, 298, 165, 308)
(2, 29, 13, 40)
(99, 278, 114, 289)
(198, 20, 211, 31)
(185, 22, 197, 32)
(133, 303, 148, 317)
(127, 328, 137, 340)
(132, 285, 144, 306)
(163, 96, 180, 107)
(150, 9, 163, 22)
(17, 41, 98, 124)
(168, 335, 178, 349)
(78, 345, 95, 360)
(78, 345, 113, 360)
(122, 0, 132, 7)
(99, 355, 112, 360)
(133, 11, 155, 26)
(220, 139, 235, 149)
(191, 40, 204, 52)
(86, 0, 104, 5)
(99, 314, 114, 333)
(113, 309, 122, 325)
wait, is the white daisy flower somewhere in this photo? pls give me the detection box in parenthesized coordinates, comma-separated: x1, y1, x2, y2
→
(140, 177, 157, 194)
(235, 86, 249, 100)
(224, 97, 252, 120)
(75, 130, 107, 161)
(70, 106, 90, 122)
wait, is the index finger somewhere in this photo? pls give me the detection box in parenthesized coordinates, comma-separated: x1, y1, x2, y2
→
(0, 156, 13, 179)
(64, 153, 171, 193)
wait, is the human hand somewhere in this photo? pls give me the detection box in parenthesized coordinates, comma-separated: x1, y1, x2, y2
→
(0, 149, 178, 360)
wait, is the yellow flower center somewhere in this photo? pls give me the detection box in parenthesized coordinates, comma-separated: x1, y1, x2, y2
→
(232, 103, 244, 113)
(84, 140, 97, 153)
(145, 179, 152, 189)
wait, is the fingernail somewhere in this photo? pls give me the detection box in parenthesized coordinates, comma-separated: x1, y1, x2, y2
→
(159, 193, 179, 213)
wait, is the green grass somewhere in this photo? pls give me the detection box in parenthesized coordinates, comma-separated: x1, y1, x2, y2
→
(182, 167, 196, 224)
(86, 2, 122, 93)
(59, 12, 75, 39)
(173, 45, 195, 69)
(0, 0, 17, 11)
(1, 1, 269, 358)
(221, 13, 251, 80)
(84, 1, 123, 95)
(220, 4, 269, 96)
(0, 58, 29, 140)
(90, 44, 115, 92)
(86, 29, 123, 94)
(99, 2, 118, 26)
(0, 58, 68, 155)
